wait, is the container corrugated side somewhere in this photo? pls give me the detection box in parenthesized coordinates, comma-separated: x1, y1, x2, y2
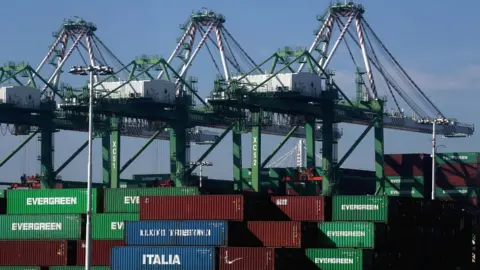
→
(437, 163, 480, 187)
(104, 187, 200, 213)
(49, 267, 109, 270)
(383, 186, 424, 198)
(436, 152, 479, 165)
(140, 195, 244, 221)
(6, 188, 97, 214)
(0, 214, 81, 239)
(111, 246, 216, 270)
(305, 248, 373, 270)
(76, 240, 124, 266)
(384, 153, 429, 177)
(247, 221, 301, 247)
(332, 196, 387, 222)
(218, 247, 274, 270)
(0, 240, 68, 266)
(434, 186, 478, 206)
(125, 220, 228, 246)
(270, 196, 325, 221)
(92, 213, 138, 239)
(317, 222, 375, 248)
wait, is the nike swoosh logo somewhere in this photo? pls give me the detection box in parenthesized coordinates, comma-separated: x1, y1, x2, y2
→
(226, 258, 243, 264)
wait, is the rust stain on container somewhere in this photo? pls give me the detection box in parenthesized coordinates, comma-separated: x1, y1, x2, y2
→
(219, 247, 274, 270)
(247, 221, 301, 247)
(76, 240, 124, 266)
(270, 196, 325, 221)
(140, 195, 244, 221)
(0, 240, 68, 266)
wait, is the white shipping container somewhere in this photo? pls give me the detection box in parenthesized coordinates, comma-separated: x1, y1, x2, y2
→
(0, 86, 41, 109)
(233, 72, 324, 98)
(98, 79, 176, 104)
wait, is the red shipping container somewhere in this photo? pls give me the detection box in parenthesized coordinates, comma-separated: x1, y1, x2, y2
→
(140, 195, 244, 220)
(384, 153, 430, 177)
(436, 163, 480, 187)
(0, 240, 68, 266)
(270, 196, 325, 221)
(76, 240, 124, 265)
(219, 247, 274, 270)
(247, 221, 301, 247)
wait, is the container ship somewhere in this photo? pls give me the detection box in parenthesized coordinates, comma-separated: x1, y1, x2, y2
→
(0, 151, 476, 269)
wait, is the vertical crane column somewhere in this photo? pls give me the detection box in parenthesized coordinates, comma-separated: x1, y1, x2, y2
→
(250, 109, 262, 192)
(321, 91, 335, 196)
(305, 116, 317, 195)
(39, 102, 55, 188)
(373, 100, 385, 193)
(169, 125, 187, 187)
(232, 125, 242, 191)
(110, 117, 120, 188)
(102, 133, 110, 185)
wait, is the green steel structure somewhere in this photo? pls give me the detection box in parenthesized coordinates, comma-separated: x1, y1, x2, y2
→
(0, 3, 474, 194)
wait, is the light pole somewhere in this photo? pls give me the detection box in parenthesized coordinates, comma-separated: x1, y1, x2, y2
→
(189, 161, 213, 187)
(69, 65, 114, 270)
(418, 118, 453, 200)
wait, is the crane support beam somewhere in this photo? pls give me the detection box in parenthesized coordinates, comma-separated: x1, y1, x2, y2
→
(110, 118, 121, 188)
(0, 130, 39, 168)
(334, 120, 374, 170)
(305, 117, 316, 168)
(54, 139, 90, 177)
(102, 134, 110, 185)
(251, 109, 262, 192)
(261, 126, 298, 168)
(232, 126, 242, 191)
(119, 128, 165, 175)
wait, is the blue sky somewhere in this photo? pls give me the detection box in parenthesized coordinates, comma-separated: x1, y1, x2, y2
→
(0, 0, 478, 183)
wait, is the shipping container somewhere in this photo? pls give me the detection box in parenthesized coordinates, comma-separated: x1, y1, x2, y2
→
(92, 213, 138, 239)
(305, 248, 373, 270)
(384, 153, 430, 177)
(383, 186, 424, 198)
(436, 163, 480, 187)
(246, 221, 301, 247)
(140, 195, 244, 221)
(436, 152, 479, 165)
(125, 220, 228, 246)
(435, 186, 478, 206)
(6, 188, 97, 214)
(0, 214, 81, 240)
(332, 196, 388, 222)
(317, 222, 376, 248)
(104, 187, 200, 213)
(218, 247, 274, 270)
(76, 240, 124, 266)
(111, 246, 216, 270)
(270, 196, 326, 221)
(0, 240, 69, 266)
(49, 267, 109, 270)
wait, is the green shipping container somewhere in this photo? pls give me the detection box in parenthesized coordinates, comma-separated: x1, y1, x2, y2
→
(49, 267, 109, 270)
(332, 196, 387, 222)
(318, 222, 376, 248)
(436, 152, 479, 165)
(6, 188, 97, 214)
(0, 214, 81, 239)
(383, 186, 424, 198)
(104, 187, 200, 213)
(435, 186, 478, 198)
(305, 248, 373, 270)
(92, 213, 139, 239)
(384, 176, 424, 188)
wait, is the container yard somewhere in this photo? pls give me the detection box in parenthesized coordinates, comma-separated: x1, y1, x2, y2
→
(0, 1, 476, 270)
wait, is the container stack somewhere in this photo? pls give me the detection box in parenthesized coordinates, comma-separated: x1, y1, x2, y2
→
(383, 153, 431, 198)
(0, 189, 92, 268)
(435, 152, 480, 206)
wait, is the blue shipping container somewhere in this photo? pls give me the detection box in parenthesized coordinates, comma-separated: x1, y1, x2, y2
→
(111, 246, 216, 270)
(125, 220, 227, 246)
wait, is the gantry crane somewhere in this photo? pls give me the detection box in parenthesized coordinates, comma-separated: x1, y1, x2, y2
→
(208, 1, 474, 195)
